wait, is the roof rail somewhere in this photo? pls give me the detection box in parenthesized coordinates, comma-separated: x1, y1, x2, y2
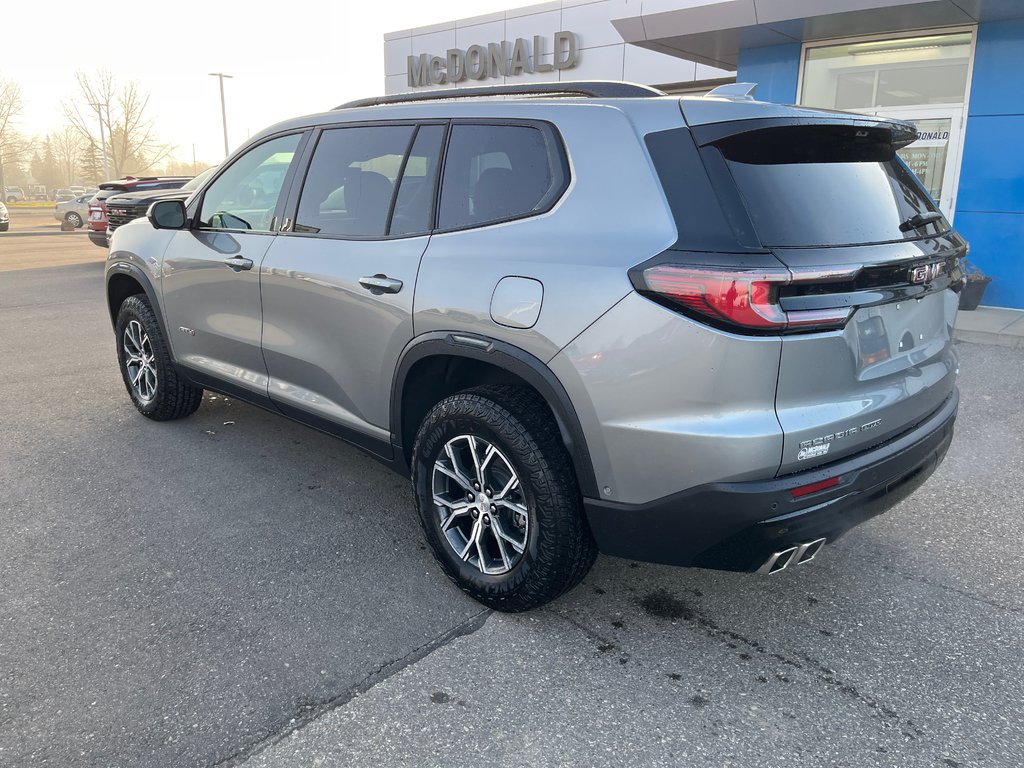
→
(335, 81, 666, 110)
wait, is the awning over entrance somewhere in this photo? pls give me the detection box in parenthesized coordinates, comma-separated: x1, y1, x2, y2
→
(611, 0, 1024, 69)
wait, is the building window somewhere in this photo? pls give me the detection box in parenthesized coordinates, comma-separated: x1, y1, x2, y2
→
(801, 32, 972, 110)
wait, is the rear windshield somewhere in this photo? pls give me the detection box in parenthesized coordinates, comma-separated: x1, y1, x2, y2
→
(715, 125, 944, 247)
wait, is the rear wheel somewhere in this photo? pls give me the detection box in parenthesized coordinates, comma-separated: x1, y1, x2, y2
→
(412, 385, 597, 611)
(115, 295, 203, 420)
(64, 211, 83, 228)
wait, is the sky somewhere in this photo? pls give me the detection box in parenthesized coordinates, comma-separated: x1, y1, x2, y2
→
(1, 0, 514, 169)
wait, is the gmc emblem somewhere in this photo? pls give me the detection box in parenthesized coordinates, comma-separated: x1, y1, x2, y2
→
(909, 261, 946, 284)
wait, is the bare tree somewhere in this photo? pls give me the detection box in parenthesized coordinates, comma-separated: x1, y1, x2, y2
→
(64, 70, 175, 179)
(0, 79, 24, 194)
(51, 126, 84, 187)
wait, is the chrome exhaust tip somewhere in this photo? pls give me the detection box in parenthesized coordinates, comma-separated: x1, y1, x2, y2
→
(757, 546, 798, 575)
(757, 538, 827, 574)
(795, 537, 826, 565)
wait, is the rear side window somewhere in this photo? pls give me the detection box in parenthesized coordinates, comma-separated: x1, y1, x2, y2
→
(389, 125, 445, 237)
(295, 125, 414, 237)
(715, 124, 944, 247)
(438, 123, 566, 230)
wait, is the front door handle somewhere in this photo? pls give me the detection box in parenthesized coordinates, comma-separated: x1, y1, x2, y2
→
(359, 274, 403, 294)
(224, 257, 254, 272)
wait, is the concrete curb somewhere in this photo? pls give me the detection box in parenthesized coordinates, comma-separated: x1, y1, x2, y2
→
(954, 306, 1024, 349)
(1, 230, 90, 238)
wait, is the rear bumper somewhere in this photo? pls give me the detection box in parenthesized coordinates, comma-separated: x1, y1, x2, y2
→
(583, 388, 958, 572)
(88, 230, 109, 248)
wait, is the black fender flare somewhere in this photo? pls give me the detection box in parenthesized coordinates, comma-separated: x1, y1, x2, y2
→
(390, 332, 599, 498)
(105, 262, 172, 352)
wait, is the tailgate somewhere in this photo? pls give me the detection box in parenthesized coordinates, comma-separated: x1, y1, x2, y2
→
(775, 287, 958, 474)
(695, 118, 967, 475)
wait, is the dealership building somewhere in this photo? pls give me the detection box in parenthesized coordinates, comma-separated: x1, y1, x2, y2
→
(385, 0, 1024, 309)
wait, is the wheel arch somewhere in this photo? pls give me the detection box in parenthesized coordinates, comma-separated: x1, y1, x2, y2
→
(106, 264, 167, 341)
(391, 333, 599, 498)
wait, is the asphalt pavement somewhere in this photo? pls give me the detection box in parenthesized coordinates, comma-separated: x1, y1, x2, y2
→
(0, 241, 1022, 767)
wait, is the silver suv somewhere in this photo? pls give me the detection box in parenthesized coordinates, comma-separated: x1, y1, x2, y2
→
(105, 82, 964, 611)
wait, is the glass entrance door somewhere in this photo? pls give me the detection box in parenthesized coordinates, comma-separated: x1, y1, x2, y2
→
(871, 106, 964, 220)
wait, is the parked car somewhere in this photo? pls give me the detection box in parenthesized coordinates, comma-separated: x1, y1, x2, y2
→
(53, 189, 76, 203)
(4, 186, 25, 203)
(0, 201, 9, 231)
(87, 176, 191, 247)
(27, 184, 48, 202)
(54, 194, 92, 228)
(104, 82, 966, 611)
(104, 167, 217, 239)
(69, 186, 87, 197)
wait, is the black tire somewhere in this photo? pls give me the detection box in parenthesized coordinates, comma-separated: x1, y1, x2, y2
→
(65, 211, 83, 228)
(114, 294, 204, 421)
(412, 385, 597, 612)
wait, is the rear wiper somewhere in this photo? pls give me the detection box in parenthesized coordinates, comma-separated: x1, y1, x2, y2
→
(899, 211, 944, 232)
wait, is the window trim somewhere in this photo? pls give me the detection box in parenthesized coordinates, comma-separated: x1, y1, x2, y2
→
(433, 118, 571, 236)
(279, 119, 449, 243)
(189, 129, 311, 237)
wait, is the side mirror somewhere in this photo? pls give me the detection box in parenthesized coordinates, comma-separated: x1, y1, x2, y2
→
(148, 199, 187, 230)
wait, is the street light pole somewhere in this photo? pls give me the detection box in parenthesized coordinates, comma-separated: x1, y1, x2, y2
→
(208, 73, 233, 157)
(88, 101, 110, 180)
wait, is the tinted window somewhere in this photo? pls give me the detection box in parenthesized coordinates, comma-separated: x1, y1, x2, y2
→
(295, 126, 414, 237)
(438, 124, 563, 230)
(199, 133, 301, 232)
(716, 125, 944, 247)
(389, 125, 445, 236)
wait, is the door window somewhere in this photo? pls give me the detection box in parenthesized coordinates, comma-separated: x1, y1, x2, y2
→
(890, 117, 951, 203)
(294, 125, 416, 237)
(389, 125, 445, 237)
(437, 124, 566, 230)
(198, 133, 302, 232)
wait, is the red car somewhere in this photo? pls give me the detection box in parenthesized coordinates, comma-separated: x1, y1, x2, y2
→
(88, 176, 192, 247)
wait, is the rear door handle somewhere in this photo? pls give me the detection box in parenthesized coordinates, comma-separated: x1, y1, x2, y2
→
(224, 257, 254, 272)
(359, 275, 403, 294)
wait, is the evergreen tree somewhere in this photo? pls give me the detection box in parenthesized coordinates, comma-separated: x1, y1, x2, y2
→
(79, 142, 103, 184)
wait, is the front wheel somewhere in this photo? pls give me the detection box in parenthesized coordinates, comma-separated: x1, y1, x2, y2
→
(412, 386, 597, 612)
(115, 295, 204, 420)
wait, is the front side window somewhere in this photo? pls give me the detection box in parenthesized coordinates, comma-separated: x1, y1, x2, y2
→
(438, 124, 565, 230)
(294, 125, 415, 238)
(198, 133, 301, 232)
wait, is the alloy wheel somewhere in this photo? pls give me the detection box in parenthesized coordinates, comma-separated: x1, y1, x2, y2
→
(431, 434, 530, 575)
(123, 319, 158, 403)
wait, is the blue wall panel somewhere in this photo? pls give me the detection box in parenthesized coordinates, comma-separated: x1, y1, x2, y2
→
(966, 18, 1024, 117)
(957, 115, 1024, 214)
(956, 19, 1024, 308)
(953, 212, 1024, 309)
(736, 44, 801, 104)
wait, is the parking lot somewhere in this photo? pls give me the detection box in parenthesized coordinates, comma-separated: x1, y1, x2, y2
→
(1, 233, 1022, 767)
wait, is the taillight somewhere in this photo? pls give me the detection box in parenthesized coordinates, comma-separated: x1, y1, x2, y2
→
(634, 265, 851, 333)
